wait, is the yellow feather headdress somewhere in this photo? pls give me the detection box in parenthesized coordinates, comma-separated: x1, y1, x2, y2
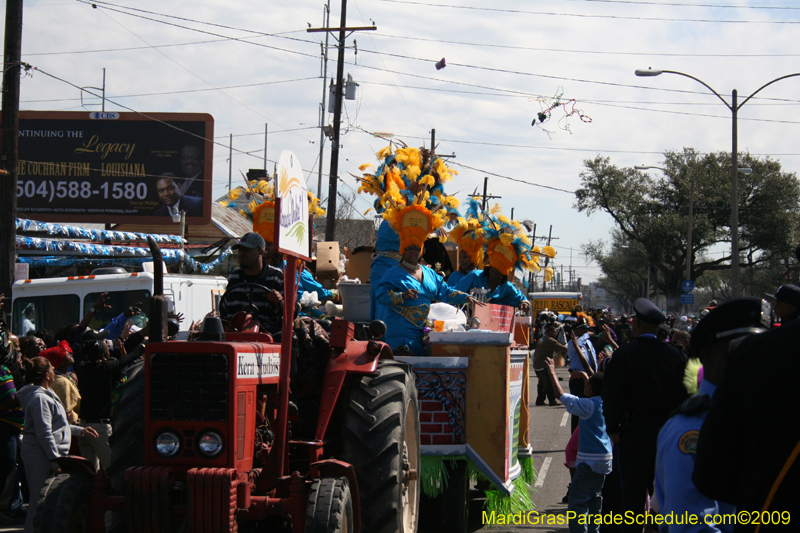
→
(447, 197, 485, 269)
(357, 142, 460, 253)
(481, 203, 543, 277)
(220, 178, 325, 243)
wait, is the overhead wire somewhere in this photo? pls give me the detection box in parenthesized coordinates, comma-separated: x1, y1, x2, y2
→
(377, 0, 800, 24)
(80, 0, 319, 49)
(561, 0, 800, 10)
(87, 5, 315, 145)
(35, 4, 800, 114)
(350, 0, 433, 132)
(375, 32, 800, 58)
(21, 76, 320, 104)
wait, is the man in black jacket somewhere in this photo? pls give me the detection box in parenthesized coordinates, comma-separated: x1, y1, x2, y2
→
(75, 330, 144, 471)
(693, 306, 799, 531)
(218, 232, 284, 338)
(600, 298, 689, 532)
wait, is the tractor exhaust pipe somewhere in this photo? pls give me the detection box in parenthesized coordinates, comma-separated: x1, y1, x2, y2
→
(147, 236, 168, 343)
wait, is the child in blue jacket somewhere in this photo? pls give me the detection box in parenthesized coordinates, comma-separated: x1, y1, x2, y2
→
(546, 358, 612, 533)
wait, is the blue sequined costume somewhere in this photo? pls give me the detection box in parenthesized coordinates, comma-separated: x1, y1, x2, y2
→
(376, 264, 469, 356)
(370, 220, 401, 321)
(454, 269, 528, 307)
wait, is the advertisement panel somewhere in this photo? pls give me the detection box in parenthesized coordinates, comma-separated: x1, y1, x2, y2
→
(13, 111, 213, 224)
(275, 150, 311, 261)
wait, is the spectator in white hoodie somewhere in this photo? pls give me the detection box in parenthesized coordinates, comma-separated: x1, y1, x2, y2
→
(16, 356, 97, 531)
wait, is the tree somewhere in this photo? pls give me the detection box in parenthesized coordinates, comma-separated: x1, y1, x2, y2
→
(576, 148, 800, 307)
(583, 230, 650, 312)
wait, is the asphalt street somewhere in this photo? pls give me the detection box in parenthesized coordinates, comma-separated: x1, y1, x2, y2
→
(0, 365, 574, 533)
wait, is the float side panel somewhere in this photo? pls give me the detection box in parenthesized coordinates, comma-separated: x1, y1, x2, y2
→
(465, 344, 510, 483)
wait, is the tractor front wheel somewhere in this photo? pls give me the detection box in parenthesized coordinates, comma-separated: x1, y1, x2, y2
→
(32, 471, 93, 533)
(339, 359, 420, 533)
(304, 476, 354, 533)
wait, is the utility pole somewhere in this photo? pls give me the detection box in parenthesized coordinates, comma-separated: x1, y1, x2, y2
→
(431, 128, 435, 153)
(529, 224, 536, 291)
(228, 134, 233, 191)
(480, 177, 502, 211)
(541, 225, 553, 293)
(264, 122, 269, 170)
(316, 1, 331, 200)
(0, 0, 23, 309)
(309, 3, 375, 241)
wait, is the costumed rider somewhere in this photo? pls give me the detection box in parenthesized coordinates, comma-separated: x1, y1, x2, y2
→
(455, 204, 553, 312)
(446, 198, 485, 287)
(655, 298, 770, 532)
(376, 206, 483, 356)
(370, 158, 481, 356)
(357, 144, 459, 321)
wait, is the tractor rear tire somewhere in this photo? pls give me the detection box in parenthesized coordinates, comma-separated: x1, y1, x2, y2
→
(32, 472, 93, 533)
(107, 359, 146, 532)
(304, 476, 354, 533)
(339, 359, 420, 533)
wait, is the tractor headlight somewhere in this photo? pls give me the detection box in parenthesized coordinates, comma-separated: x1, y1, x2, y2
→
(197, 430, 224, 458)
(154, 430, 181, 458)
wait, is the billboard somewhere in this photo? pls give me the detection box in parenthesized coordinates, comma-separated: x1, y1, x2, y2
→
(13, 111, 214, 224)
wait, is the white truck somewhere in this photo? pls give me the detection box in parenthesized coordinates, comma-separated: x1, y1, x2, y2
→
(11, 264, 227, 339)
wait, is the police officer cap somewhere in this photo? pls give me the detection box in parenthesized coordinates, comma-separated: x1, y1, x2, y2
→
(633, 298, 666, 325)
(765, 284, 800, 309)
(689, 297, 771, 355)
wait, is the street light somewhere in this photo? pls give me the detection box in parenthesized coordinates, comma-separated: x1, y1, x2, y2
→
(634, 68, 800, 297)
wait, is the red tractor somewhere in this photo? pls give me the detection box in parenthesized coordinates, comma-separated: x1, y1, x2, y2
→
(33, 239, 420, 533)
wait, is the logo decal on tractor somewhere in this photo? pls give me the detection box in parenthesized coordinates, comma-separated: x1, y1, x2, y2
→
(237, 352, 280, 378)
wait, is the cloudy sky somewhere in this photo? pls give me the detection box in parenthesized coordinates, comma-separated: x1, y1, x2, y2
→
(11, 0, 800, 282)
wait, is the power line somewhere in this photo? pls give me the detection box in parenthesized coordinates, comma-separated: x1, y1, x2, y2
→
(21, 76, 319, 104)
(87, 5, 315, 145)
(376, 32, 800, 58)
(562, 0, 800, 10)
(76, 0, 320, 60)
(356, 48, 800, 107)
(82, 0, 318, 47)
(450, 162, 575, 195)
(377, 0, 800, 24)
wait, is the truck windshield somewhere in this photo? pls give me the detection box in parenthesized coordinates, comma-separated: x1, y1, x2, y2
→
(85, 290, 151, 331)
(12, 295, 81, 337)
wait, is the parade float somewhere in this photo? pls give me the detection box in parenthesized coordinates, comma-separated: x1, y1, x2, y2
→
(356, 143, 554, 531)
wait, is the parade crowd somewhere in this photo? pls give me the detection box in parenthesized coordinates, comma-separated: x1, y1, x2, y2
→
(533, 285, 800, 533)
(2, 142, 797, 533)
(0, 292, 164, 531)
